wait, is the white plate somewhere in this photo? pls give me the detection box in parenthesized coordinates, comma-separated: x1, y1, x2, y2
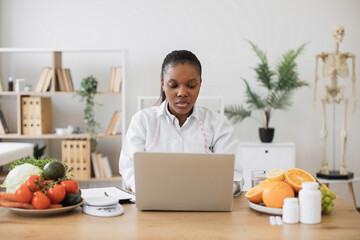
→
(248, 201, 282, 215)
(7, 198, 84, 216)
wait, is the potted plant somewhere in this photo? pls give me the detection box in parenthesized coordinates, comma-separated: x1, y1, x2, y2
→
(225, 41, 308, 143)
(76, 75, 101, 142)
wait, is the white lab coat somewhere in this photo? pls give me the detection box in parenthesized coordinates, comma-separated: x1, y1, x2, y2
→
(119, 100, 243, 194)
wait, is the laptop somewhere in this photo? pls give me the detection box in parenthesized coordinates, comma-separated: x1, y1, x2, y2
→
(134, 152, 234, 211)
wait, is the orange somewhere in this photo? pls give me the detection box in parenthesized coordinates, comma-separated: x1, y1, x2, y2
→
(245, 184, 264, 204)
(285, 168, 316, 192)
(267, 168, 285, 182)
(262, 181, 295, 208)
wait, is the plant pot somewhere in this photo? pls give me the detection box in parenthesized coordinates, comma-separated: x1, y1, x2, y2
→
(259, 128, 274, 143)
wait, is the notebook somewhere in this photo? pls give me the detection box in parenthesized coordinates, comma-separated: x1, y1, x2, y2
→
(134, 152, 234, 211)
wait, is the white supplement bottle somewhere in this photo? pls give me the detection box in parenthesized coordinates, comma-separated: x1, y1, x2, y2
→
(282, 197, 299, 224)
(299, 182, 321, 224)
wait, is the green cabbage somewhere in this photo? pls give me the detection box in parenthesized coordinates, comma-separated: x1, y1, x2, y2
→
(0, 163, 43, 193)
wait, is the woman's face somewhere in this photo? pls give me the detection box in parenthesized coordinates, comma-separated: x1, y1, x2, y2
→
(162, 63, 201, 122)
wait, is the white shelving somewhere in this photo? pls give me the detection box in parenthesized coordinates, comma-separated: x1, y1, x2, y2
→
(0, 48, 127, 180)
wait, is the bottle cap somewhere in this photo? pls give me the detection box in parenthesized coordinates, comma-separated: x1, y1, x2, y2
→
(283, 197, 298, 206)
(301, 181, 318, 190)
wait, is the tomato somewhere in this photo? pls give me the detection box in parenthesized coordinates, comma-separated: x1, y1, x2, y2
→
(60, 180, 79, 194)
(32, 191, 51, 209)
(25, 175, 44, 192)
(42, 179, 56, 188)
(15, 183, 33, 203)
(46, 184, 66, 204)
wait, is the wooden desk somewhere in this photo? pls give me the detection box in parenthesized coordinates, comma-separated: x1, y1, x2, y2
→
(0, 194, 359, 240)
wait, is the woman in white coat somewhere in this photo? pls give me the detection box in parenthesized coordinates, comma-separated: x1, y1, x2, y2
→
(119, 50, 243, 195)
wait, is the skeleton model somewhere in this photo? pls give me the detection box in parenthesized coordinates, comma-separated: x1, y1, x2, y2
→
(314, 25, 356, 175)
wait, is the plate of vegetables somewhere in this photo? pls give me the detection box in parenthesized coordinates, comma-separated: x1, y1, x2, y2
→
(0, 158, 83, 215)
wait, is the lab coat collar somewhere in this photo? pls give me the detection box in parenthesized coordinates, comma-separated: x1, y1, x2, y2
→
(157, 100, 200, 122)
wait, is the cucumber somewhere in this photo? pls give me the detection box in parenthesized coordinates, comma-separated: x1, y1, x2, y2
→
(61, 189, 82, 206)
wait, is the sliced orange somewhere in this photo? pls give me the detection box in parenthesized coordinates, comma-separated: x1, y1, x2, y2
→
(285, 168, 316, 192)
(245, 184, 264, 204)
(262, 181, 295, 208)
(267, 168, 285, 182)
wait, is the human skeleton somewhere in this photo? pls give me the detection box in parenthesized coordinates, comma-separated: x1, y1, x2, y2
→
(314, 25, 356, 175)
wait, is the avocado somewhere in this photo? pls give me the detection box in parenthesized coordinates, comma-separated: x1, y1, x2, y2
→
(43, 160, 66, 180)
(61, 189, 82, 207)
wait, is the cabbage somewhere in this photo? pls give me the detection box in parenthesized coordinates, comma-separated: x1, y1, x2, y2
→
(0, 163, 43, 193)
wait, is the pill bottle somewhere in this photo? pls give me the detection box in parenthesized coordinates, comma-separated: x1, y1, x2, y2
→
(299, 182, 321, 224)
(282, 197, 299, 224)
(8, 77, 13, 91)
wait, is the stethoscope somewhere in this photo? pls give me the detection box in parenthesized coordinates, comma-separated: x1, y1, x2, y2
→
(149, 116, 210, 153)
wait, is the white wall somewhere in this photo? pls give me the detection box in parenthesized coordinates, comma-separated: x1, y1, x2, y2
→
(1, 0, 360, 206)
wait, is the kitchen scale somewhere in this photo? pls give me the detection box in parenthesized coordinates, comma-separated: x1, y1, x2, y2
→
(82, 196, 124, 217)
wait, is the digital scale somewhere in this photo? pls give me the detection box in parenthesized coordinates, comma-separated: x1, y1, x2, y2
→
(82, 196, 124, 217)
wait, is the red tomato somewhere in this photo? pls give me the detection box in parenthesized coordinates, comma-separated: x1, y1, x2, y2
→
(25, 175, 44, 192)
(32, 191, 51, 209)
(60, 180, 79, 194)
(15, 183, 33, 203)
(42, 179, 56, 187)
(46, 184, 66, 204)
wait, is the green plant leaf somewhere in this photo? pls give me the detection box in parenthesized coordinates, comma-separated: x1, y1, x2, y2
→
(248, 40, 276, 90)
(225, 41, 309, 128)
(243, 79, 266, 109)
(224, 105, 252, 124)
(268, 90, 293, 110)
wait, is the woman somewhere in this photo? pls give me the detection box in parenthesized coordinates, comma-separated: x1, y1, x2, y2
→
(119, 50, 243, 195)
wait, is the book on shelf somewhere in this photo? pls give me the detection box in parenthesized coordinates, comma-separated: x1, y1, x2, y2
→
(41, 68, 53, 92)
(61, 68, 74, 92)
(91, 152, 101, 178)
(35, 67, 73, 92)
(109, 67, 122, 92)
(100, 155, 113, 178)
(109, 67, 116, 92)
(35, 67, 51, 92)
(105, 111, 122, 135)
(56, 68, 66, 91)
(0, 70, 3, 91)
(0, 110, 9, 134)
(91, 152, 113, 179)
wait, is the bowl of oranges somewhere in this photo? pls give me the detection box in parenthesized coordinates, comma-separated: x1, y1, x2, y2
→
(246, 168, 318, 215)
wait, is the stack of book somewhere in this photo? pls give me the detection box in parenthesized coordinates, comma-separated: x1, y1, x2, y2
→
(109, 67, 122, 93)
(62, 140, 91, 180)
(105, 111, 122, 135)
(55, 68, 74, 91)
(0, 110, 9, 134)
(91, 152, 113, 179)
(35, 67, 74, 92)
(21, 97, 53, 135)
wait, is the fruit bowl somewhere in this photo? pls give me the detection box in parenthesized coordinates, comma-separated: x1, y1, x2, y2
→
(248, 201, 282, 215)
(7, 198, 84, 216)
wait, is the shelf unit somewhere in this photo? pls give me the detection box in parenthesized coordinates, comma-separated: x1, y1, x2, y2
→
(0, 48, 126, 181)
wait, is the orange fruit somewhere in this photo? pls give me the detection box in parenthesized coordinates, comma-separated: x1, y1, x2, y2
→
(262, 181, 295, 208)
(285, 168, 316, 192)
(267, 168, 285, 182)
(245, 184, 264, 204)
(259, 179, 271, 187)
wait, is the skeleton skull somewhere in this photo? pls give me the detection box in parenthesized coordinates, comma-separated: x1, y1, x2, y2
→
(332, 25, 345, 43)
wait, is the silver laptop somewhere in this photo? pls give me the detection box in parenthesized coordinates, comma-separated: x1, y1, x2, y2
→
(134, 152, 234, 211)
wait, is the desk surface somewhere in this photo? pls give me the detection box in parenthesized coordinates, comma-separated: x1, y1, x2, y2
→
(0, 193, 359, 240)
